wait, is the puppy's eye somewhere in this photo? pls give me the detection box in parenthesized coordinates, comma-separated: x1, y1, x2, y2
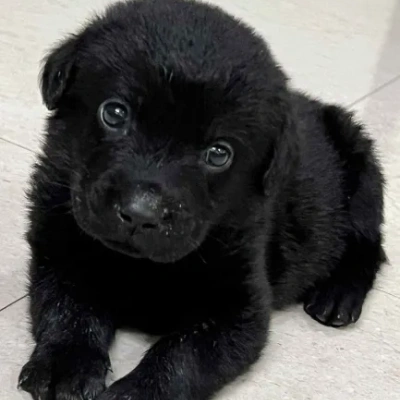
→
(204, 142, 233, 169)
(98, 99, 130, 130)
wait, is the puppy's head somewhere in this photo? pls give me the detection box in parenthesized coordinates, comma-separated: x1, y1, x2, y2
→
(41, 0, 293, 263)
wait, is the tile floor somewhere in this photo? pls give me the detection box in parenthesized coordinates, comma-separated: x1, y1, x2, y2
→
(0, 0, 399, 399)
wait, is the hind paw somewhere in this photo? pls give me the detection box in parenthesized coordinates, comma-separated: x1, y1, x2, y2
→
(304, 281, 366, 327)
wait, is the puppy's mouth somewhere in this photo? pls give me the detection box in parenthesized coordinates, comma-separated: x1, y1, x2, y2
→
(100, 232, 199, 264)
(101, 238, 143, 258)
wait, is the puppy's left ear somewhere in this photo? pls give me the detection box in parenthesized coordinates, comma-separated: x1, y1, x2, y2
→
(263, 103, 299, 197)
(40, 36, 80, 110)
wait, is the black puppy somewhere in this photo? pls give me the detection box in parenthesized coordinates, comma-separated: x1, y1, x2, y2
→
(19, 0, 385, 399)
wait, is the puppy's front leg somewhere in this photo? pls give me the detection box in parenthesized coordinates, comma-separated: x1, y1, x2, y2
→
(99, 296, 269, 400)
(18, 261, 115, 400)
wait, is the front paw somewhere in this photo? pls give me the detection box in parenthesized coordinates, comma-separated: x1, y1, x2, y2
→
(18, 345, 110, 400)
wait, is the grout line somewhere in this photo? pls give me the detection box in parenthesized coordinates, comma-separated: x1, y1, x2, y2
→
(0, 137, 35, 154)
(374, 287, 400, 301)
(0, 294, 28, 314)
(349, 73, 400, 108)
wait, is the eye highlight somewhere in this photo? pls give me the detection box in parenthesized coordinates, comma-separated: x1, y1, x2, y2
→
(98, 99, 130, 131)
(204, 141, 234, 170)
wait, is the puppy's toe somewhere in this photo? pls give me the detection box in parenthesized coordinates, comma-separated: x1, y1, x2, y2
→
(304, 282, 365, 328)
(18, 359, 51, 400)
(305, 292, 334, 324)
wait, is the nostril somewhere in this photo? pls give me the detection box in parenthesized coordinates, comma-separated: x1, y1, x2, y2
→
(118, 210, 133, 224)
(115, 204, 133, 224)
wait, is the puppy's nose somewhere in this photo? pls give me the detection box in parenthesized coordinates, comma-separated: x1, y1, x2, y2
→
(116, 189, 163, 229)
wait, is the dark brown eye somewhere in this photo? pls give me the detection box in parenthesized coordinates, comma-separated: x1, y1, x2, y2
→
(99, 99, 130, 130)
(204, 142, 234, 169)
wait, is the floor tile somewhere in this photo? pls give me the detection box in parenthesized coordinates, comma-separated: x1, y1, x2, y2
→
(0, 299, 31, 400)
(0, 141, 34, 310)
(213, 0, 400, 104)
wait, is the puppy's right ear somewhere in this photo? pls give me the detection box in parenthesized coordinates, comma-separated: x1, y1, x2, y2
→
(40, 36, 79, 110)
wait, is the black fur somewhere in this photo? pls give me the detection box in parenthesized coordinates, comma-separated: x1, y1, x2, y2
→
(18, 1, 385, 399)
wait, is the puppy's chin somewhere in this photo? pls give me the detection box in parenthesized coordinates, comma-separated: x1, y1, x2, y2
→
(100, 236, 199, 264)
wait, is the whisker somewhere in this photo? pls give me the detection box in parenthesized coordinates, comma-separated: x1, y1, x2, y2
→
(188, 239, 208, 265)
(207, 234, 230, 248)
(47, 181, 80, 194)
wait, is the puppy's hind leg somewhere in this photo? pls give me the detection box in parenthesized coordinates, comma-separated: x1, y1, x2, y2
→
(304, 106, 386, 327)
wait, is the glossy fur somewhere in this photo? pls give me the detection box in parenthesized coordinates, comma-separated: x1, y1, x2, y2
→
(18, 0, 385, 399)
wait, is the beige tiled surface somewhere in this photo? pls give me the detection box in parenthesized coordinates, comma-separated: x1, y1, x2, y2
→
(0, 0, 399, 399)
(0, 142, 34, 309)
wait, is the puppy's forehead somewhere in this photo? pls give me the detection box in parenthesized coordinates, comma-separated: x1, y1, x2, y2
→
(78, 42, 243, 145)
(84, 0, 263, 79)
(80, 25, 241, 100)
(77, 0, 273, 97)
(73, 1, 280, 145)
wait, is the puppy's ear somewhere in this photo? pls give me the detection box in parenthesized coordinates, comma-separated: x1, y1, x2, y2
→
(263, 105, 299, 197)
(40, 36, 79, 110)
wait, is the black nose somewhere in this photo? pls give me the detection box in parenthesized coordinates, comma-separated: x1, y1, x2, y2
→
(116, 190, 163, 229)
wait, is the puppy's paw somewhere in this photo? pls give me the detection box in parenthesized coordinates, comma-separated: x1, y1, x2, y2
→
(18, 357, 52, 400)
(304, 281, 366, 327)
(18, 345, 109, 400)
